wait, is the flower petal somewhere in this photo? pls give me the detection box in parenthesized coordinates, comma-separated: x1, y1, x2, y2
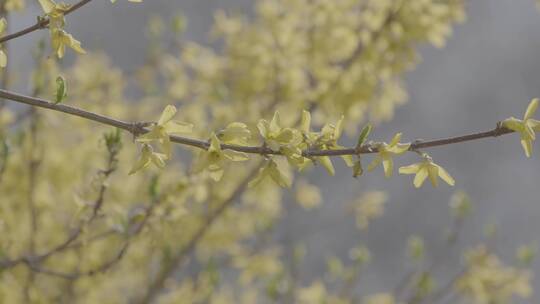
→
(524, 98, 539, 120)
(223, 150, 249, 162)
(257, 120, 268, 138)
(269, 111, 281, 134)
(0, 50, 6, 68)
(528, 119, 540, 132)
(436, 164, 455, 186)
(300, 110, 311, 134)
(521, 139, 533, 158)
(427, 164, 439, 187)
(367, 156, 382, 172)
(136, 128, 162, 142)
(158, 105, 177, 126)
(38, 0, 56, 13)
(399, 163, 420, 175)
(389, 133, 402, 146)
(268, 161, 291, 188)
(382, 157, 393, 178)
(165, 121, 193, 134)
(413, 167, 428, 188)
(161, 136, 172, 158)
(150, 152, 166, 168)
(319, 156, 335, 176)
(128, 145, 152, 175)
(333, 115, 344, 140)
(0, 18, 6, 34)
(208, 133, 222, 152)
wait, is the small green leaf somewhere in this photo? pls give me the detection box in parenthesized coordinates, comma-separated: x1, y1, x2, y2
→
(353, 160, 363, 178)
(55, 75, 67, 104)
(356, 124, 372, 148)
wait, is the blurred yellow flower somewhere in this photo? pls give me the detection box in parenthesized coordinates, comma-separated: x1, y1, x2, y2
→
(456, 245, 532, 304)
(352, 191, 387, 230)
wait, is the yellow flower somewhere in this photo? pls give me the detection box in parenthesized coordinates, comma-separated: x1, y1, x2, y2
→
(0, 18, 7, 68)
(368, 133, 410, 178)
(216, 122, 251, 145)
(300, 110, 352, 175)
(248, 159, 291, 188)
(193, 133, 249, 181)
(257, 111, 298, 150)
(399, 156, 455, 188)
(502, 98, 540, 157)
(38, 0, 70, 28)
(37, 0, 86, 58)
(50, 28, 86, 59)
(137, 105, 193, 158)
(128, 144, 166, 175)
(259, 111, 307, 168)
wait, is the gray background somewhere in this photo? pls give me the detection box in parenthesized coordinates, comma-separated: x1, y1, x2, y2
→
(7, 0, 540, 300)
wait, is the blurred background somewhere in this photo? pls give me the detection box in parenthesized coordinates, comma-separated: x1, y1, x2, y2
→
(6, 0, 540, 299)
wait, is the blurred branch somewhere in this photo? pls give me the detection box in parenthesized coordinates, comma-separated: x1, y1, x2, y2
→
(136, 166, 261, 304)
(0, 134, 119, 270)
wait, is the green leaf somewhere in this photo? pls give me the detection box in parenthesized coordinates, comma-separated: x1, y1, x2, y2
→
(55, 75, 67, 104)
(356, 124, 372, 148)
(353, 160, 363, 178)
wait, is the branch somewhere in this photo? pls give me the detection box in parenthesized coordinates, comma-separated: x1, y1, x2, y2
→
(135, 166, 261, 304)
(0, 0, 94, 44)
(0, 89, 516, 158)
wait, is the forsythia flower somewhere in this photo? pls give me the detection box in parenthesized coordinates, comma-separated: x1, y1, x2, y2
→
(129, 144, 166, 175)
(137, 105, 193, 157)
(300, 110, 352, 175)
(368, 133, 410, 178)
(258, 111, 299, 149)
(38, 0, 86, 58)
(217, 122, 251, 145)
(50, 29, 86, 58)
(248, 159, 291, 188)
(0, 18, 7, 68)
(502, 98, 540, 157)
(258, 111, 306, 167)
(399, 155, 455, 188)
(319, 114, 353, 175)
(193, 133, 249, 181)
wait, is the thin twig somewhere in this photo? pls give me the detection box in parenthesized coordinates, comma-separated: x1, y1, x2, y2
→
(0, 0, 94, 44)
(135, 165, 261, 304)
(0, 89, 517, 159)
